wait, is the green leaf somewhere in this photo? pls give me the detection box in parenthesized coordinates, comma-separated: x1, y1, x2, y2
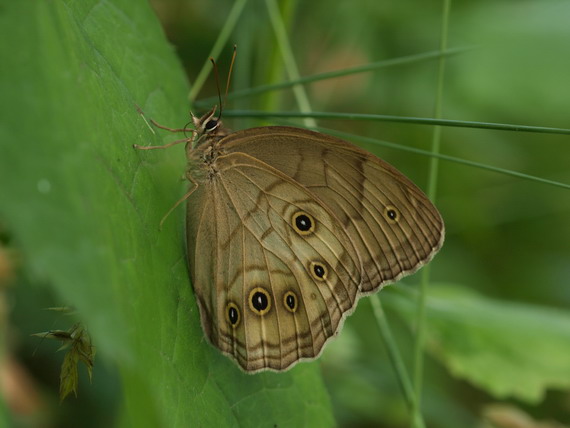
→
(0, 0, 334, 426)
(385, 284, 570, 403)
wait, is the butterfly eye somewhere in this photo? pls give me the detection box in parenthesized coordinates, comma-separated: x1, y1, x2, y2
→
(310, 261, 328, 281)
(292, 211, 315, 235)
(226, 302, 241, 327)
(248, 287, 272, 315)
(204, 119, 218, 131)
(383, 205, 400, 224)
(283, 291, 298, 313)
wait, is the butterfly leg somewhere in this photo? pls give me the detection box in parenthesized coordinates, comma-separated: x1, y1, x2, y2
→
(133, 108, 196, 150)
(135, 104, 194, 139)
(158, 172, 199, 230)
(133, 137, 192, 151)
(148, 119, 194, 134)
(133, 118, 196, 149)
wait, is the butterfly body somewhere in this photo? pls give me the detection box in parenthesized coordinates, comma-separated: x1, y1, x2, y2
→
(183, 108, 444, 373)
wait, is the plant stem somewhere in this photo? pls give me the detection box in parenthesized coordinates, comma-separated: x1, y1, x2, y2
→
(195, 47, 473, 107)
(188, 0, 249, 103)
(265, 0, 316, 128)
(370, 295, 425, 428)
(411, 0, 451, 424)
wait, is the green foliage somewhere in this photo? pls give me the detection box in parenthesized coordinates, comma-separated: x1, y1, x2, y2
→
(0, 0, 333, 426)
(1, 0, 569, 426)
(386, 285, 570, 403)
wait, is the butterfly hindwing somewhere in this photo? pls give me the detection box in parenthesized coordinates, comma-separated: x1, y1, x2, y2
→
(187, 152, 362, 372)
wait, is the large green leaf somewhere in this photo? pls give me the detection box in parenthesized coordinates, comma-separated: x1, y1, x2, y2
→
(385, 285, 570, 403)
(0, 0, 334, 426)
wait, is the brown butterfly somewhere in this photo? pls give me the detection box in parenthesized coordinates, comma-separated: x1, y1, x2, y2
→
(136, 102, 444, 373)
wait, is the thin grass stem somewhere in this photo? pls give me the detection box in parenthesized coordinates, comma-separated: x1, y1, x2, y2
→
(264, 0, 316, 128)
(195, 47, 473, 107)
(222, 110, 570, 136)
(315, 128, 570, 191)
(188, 0, 248, 103)
(411, 0, 452, 425)
(370, 295, 425, 428)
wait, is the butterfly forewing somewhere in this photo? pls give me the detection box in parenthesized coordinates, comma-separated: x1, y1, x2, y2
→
(223, 126, 445, 291)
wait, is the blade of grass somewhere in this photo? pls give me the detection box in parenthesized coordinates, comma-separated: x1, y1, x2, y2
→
(188, 0, 249, 103)
(256, 0, 296, 122)
(412, 0, 451, 424)
(370, 295, 425, 428)
(316, 128, 570, 191)
(222, 110, 570, 136)
(264, 0, 316, 128)
(195, 47, 474, 108)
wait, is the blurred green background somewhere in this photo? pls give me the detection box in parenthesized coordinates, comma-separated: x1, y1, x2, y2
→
(1, 0, 569, 427)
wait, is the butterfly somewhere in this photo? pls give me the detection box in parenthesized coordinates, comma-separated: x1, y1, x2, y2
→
(136, 103, 444, 373)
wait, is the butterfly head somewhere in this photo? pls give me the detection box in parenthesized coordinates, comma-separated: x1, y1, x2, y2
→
(191, 105, 229, 148)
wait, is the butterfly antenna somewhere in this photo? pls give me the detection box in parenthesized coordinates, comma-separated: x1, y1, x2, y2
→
(225, 45, 237, 105)
(210, 57, 224, 120)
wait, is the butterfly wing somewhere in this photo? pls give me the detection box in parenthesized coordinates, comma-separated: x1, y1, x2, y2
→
(223, 126, 445, 292)
(187, 152, 362, 372)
